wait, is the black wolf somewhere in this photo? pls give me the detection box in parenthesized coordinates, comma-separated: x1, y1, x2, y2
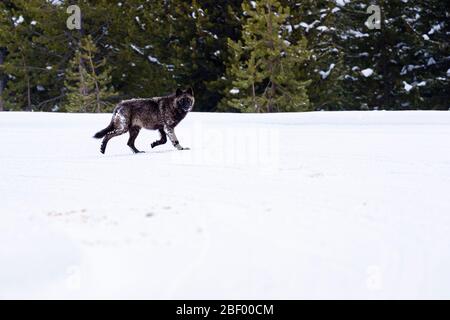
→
(94, 88, 194, 154)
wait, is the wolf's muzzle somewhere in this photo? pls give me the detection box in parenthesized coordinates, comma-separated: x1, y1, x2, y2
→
(178, 98, 192, 111)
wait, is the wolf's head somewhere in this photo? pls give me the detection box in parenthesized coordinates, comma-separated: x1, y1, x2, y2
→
(175, 88, 195, 112)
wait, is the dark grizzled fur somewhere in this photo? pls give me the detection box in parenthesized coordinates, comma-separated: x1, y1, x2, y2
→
(94, 88, 194, 154)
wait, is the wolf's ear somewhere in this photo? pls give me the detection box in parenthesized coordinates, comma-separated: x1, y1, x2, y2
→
(176, 88, 183, 97)
(186, 87, 194, 96)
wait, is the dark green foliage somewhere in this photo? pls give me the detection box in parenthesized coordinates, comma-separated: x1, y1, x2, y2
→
(0, 0, 60, 111)
(0, 0, 448, 112)
(157, 0, 244, 111)
(64, 36, 116, 113)
(222, 0, 311, 112)
(332, 0, 449, 110)
(282, 0, 349, 110)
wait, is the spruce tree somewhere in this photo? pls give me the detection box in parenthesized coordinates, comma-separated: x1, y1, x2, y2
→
(64, 36, 116, 113)
(103, 0, 176, 100)
(155, 0, 243, 111)
(223, 0, 311, 112)
(335, 0, 449, 110)
(0, 0, 69, 111)
(397, 0, 449, 109)
(0, 0, 40, 111)
(282, 0, 349, 110)
(1, 0, 447, 112)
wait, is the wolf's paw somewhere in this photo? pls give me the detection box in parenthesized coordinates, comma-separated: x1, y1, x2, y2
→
(175, 144, 190, 150)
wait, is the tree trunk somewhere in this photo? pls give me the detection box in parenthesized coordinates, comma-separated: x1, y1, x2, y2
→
(270, 82, 276, 112)
(20, 52, 32, 111)
(26, 74, 31, 111)
(87, 50, 101, 113)
(0, 48, 5, 111)
(267, 2, 275, 113)
(252, 82, 259, 112)
(379, 0, 391, 109)
(79, 54, 87, 112)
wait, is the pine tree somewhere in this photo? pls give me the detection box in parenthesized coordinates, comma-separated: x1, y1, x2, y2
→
(103, 0, 176, 100)
(338, 0, 404, 110)
(154, 0, 243, 111)
(0, 0, 69, 111)
(334, 0, 449, 110)
(1, 0, 447, 112)
(396, 0, 449, 109)
(281, 0, 349, 110)
(0, 0, 40, 111)
(64, 36, 116, 113)
(222, 0, 311, 112)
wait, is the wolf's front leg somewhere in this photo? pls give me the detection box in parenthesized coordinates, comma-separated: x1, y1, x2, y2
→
(164, 125, 190, 150)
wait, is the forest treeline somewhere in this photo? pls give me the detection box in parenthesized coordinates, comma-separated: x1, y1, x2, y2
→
(0, 0, 448, 113)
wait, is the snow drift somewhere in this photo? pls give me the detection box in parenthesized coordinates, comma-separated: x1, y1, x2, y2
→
(0, 111, 449, 299)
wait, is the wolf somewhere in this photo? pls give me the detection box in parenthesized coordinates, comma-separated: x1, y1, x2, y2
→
(93, 88, 194, 154)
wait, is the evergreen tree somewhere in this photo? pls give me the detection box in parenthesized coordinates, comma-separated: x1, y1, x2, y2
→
(282, 0, 349, 110)
(64, 36, 116, 113)
(397, 0, 449, 109)
(0, 0, 69, 111)
(0, 0, 448, 112)
(0, 0, 41, 111)
(335, 0, 405, 110)
(0, 47, 6, 111)
(157, 0, 243, 111)
(102, 0, 176, 100)
(222, 0, 310, 112)
(332, 0, 449, 110)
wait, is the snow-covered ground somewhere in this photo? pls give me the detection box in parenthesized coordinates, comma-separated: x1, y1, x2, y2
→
(1, 111, 449, 299)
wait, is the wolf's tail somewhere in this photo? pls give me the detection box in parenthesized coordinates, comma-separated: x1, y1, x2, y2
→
(93, 121, 114, 139)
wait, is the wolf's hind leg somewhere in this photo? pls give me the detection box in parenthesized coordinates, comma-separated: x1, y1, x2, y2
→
(99, 106, 131, 154)
(127, 126, 143, 153)
(100, 128, 128, 154)
(100, 119, 129, 154)
(151, 129, 167, 148)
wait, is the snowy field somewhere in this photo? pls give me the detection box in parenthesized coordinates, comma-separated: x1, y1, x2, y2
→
(1, 111, 449, 299)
